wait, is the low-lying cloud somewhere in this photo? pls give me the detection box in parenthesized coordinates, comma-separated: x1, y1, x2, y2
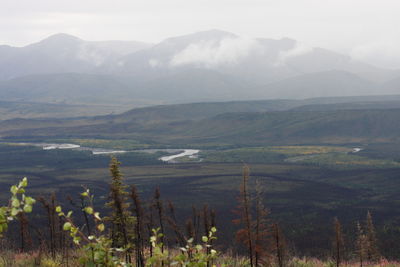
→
(274, 42, 313, 66)
(169, 37, 261, 68)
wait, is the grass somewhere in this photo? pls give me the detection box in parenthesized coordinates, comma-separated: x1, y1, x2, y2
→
(2, 251, 400, 267)
(286, 153, 400, 169)
(200, 145, 400, 170)
(5, 108, 400, 146)
(0, 100, 130, 121)
(265, 146, 351, 155)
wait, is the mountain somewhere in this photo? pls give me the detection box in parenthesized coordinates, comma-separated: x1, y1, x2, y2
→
(0, 33, 152, 80)
(106, 30, 239, 78)
(258, 70, 379, 99)
(0, 73, 154, 105)
(112, 30, 397, 84)
(1, 30, 400, 106)
(103, 30, 398, 100)
(0, 100, 128, 120)
(382, 76, 400, 94)
(131, 68, 256, 103)
(0, 69, 390, 108)
(0, 70, 254, 105)
(0, 73, 124, 103)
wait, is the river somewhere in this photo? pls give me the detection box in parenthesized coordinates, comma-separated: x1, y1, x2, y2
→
(4, 142, 200, 163)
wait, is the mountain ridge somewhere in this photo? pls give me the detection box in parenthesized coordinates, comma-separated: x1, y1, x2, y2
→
(1, 30, 400, 105)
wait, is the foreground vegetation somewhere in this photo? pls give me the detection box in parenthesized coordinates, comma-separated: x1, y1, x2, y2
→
(0, 157, 399, 266)
(3, 253, 400, 267)
(1, 142, 400, 258)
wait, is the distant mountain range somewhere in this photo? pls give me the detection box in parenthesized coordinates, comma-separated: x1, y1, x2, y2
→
(1, 30, 400, 106)
(0, 33, 151, 80)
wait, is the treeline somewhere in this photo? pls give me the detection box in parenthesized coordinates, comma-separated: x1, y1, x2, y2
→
(231, 165, 382, 267)
(0, 157, 391, 266)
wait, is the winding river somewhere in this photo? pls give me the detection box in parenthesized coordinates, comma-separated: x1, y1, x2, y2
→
(5, 142, 200, 163)
(159, 149, 200, 162)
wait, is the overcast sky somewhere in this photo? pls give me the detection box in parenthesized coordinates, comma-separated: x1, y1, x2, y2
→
(1, 0, 400, 69)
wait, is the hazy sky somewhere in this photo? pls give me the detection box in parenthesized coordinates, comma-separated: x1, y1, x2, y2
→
(1, 0, 400, 69)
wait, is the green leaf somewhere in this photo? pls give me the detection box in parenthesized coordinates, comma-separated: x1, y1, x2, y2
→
(1, 223, 7, 233)
(67, 211, 73, 218)
(19, 178, 28, 188)
(73, 236, 81, 245)
(11, 198, 20, 208)
(97, 223, 105, 232)
(22, 177, 28, 186)
(94, 251, 101, 261)
(24, 196, 35, 205)
(11, 208, 19, 217)
(84, 206, 93, 215)
(17, 188, 25, 194)
(63, 222, 72, 231)
(23, 204, 32, 213)
(10, 185, 18, 195)
(55, 206, 62, 213)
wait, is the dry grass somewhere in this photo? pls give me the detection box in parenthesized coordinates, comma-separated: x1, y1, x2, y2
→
(2, 251, 400, 267)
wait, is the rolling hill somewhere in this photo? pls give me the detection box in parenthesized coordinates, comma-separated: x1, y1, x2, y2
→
(258, 70, 379, 99)
(0, 100, 128, 120)
(0, 73, 156, 106)
(2, 97, 400, 146)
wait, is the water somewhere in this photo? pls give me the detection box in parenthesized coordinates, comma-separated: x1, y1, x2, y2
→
(13, 142, 126, 155)
(42, 143, 81, 150)
(5, 142, 200, 162)
(159, 149, 200, 162)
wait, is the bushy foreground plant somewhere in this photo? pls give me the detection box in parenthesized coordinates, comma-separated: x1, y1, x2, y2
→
(146, 227, 219, 267)
(56, 188, 222, 266)
(56, 188, 127, 266)
(0, 177, 36, 237)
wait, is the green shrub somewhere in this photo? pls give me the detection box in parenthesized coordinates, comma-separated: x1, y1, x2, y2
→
(0, 177, 36, 237)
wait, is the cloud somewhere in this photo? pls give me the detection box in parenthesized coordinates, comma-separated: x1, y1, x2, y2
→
(76, 43, 107, 66)
(148, 59, 161, 67)
(275, 42, 313, 66)
(169, 37, 260, 68)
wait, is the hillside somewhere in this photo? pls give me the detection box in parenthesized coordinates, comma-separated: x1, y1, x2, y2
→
(0, 73, 127, 103)
(259, 70, 379, 99)
(0, 100, 127, 120)
(2, 101, 400, 146)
